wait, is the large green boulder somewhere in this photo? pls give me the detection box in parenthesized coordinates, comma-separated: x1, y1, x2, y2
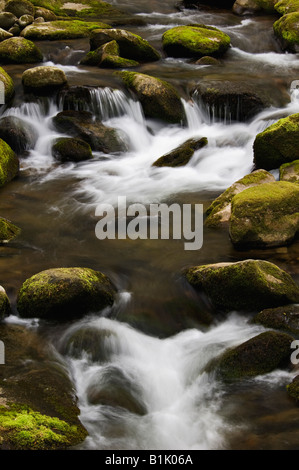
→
(89, 28, 161, 63)
(184, 259, 299, 312)
(275, 0, 299, 15)
(229, 181, 299, 248)
(0, 139, 19, 187)
(273, 12, 299, 52)
(80, 40, 139, 68)
(21, 20, 111, 40)
(214, 331, 294, 380)
(205, 169, 275, 228)
(0, 37, 42, 63)
(253, 113, 299, 170)
(162, 24, 231, 58)
(17, 267, 116, 320)
(0, 67, 14, 103)
(118, 71, 185, 124)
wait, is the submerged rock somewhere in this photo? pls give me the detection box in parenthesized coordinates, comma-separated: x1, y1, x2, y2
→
(214, 331, 294, 380)
(0, 116, 38, 154)
(0, 138, 19, 187)
(205, 169, 275, 228)
(253, 304, 299, 334)
(52, 110, 127, 153)
(17, 267, 116, 320)
(229, 181, 299, 248)
(52, 137, 93, 163)
(0, 37, 42, 63)
(22, 65, 67, 93)
(162, 24, 231, 58)
(89, 28, 161, 63)
(280, 160, 299, 184)
(254, 113, 299, 170)
(184, 259, 299, 312)
(118, 71, 185, 124)
(152, 137, 208, 167)
(0, 217, 21, 243)
(273, 12, 299, 52)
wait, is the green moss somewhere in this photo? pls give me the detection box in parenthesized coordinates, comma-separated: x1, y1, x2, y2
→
(0, 403, 84, 450)
(101, 54, 138, 68)
(0, 218, 21, 242)
(275, 0, 299, 15)
(162, 24, 231, 58)
(0, 139, 19, 188)
(21, 20, 111, 40)
(273, 12, 299, 52)
(30, 0, 129, 18)
(0, 67, 14, 103)
(253, 305, 299, 334)
(280, 159, 299, 183)
(0, 37, 42, 63)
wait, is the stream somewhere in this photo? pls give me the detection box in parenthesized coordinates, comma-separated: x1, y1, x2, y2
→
(2, 0, 299, 450)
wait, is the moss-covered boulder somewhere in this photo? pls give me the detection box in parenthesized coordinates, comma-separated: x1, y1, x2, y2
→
(233, 0, 277, 15)
(287, 375, 299, 403)
(0, 139, 19, 187)
(0, 37, 42, 63)
(34, 6, 57, 21)
(52, 137, 93, 163)
(89, 28, 160, 63)
(275, 0, 299, 14)
(253, 304, 299, 334)
(253, 113, 299, 170)
(22, 65, 67, 93)
(280, 159, 299, 184)
(0, 322, 88, 449)
(162, 24, 231, 58)
(0, 116, 38, 154)
(0, 67, 14, 103)
(21, 20, 111, 40)
(205, 169, 275, 228)
(152, 137, 208, 167)
(0, 217, 21, 243)
(52, 110, 127, 153)
(0, 286, 12, 320)
(184, 259, 299, 312)
(80, 40, 139, 68)
(214, 331, 294, 381)
(0, 12, 18, 30)
(4, 0, 35, 17)
(229, 181, 299, 248)
(17, 267, 116, 320)
(273, 12, 299, 52)
(18, 14, 34, 28)
(117, 71, 184, 124)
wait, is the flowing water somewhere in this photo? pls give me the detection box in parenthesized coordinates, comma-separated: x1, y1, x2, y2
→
(2, 0, 299, 450)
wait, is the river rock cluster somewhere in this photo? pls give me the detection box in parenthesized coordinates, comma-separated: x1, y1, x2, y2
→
(0, 0, 299, 451)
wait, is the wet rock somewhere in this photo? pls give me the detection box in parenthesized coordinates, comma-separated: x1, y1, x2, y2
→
(52, 110, 127, 153)
(52, 137, 93, 163)
(180, 0, 235, 8)
(0, 67, 14, 103)
(287, 375, 299, 402)
(57, 86, 93, 112)
(34, 6, 57, 21)
(0, 138, 19, 187)
(280, 160, 299, 184)
(152, 137, 208, 167)
(253, 304, 299, 334)
(89, 28, 161, 63)
(273, 12, 299, 53)
(162, 24, 231, 58)
(229, 181, 299, 248)
(0, 28, 13, 41)
(0, 217, 21, 243)
(205, 169, 275, 228)
(81, 40, 139, 68)
(254, 113, 299, 170)
(233, 0, 277, 15)
(22, 65, 67, 94)
(17, 267, 116, 320)
(0, 12, 18, 30)
(184, 259, 299, 312)
(17, 14, 34, 29)
(0, 37, 42, 63)
(0, 285, 12, 319)
(118, 71, 185, 124)
(8, 23, 20, 35)
(21, 20, 111, 40)
(0, 116, 38, 154)
(33, 16, 45, 23)
(214, 331, 294, 380)
(195, 56, 221, 65)
(4, 0, 35, 18)
(0, 322, 88, 449)
(86, 365, 147, 415)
